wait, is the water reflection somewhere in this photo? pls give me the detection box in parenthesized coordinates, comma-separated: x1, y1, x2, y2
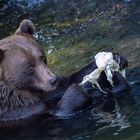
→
(91, 97, 131, 134)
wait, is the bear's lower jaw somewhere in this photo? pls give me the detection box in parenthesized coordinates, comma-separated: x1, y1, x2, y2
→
(37, 83, 58, 93)
(0, 102, 46, 122)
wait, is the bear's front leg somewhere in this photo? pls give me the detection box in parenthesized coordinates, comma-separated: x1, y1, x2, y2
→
(49, 84, 92, 117)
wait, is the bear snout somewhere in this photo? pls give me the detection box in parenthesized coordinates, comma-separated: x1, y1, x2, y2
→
(35, 64, 58, 92)
(49, 76, 58, 86)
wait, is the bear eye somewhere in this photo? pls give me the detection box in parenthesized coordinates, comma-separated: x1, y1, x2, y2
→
(26, 64, 35, 75)
(28, 64, 35, 68)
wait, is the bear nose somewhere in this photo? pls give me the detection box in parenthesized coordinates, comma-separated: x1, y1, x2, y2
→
(49, 76, 58, 86)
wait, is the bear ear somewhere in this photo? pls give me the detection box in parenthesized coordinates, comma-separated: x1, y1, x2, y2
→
(113, 53, 128, 70)
(15, 19, 35, 35)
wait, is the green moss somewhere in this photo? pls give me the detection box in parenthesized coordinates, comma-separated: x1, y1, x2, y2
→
(47, 42, 94, 76)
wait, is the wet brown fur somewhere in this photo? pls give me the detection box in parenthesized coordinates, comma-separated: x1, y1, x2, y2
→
(0, 19, 57, 123)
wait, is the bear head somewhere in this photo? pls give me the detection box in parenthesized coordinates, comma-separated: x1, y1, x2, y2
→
(0, 19, 58, 93)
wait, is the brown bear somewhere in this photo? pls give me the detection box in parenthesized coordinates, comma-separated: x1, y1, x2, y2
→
(0, 19, 130, 125)
(0, 19, 58, 124)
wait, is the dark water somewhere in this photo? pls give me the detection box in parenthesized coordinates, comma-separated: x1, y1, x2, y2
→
(0, 0, 140, 139)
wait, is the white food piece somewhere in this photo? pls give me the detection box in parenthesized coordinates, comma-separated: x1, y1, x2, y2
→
(95, 52, 113, 69)
(79, 52, 126, 93)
